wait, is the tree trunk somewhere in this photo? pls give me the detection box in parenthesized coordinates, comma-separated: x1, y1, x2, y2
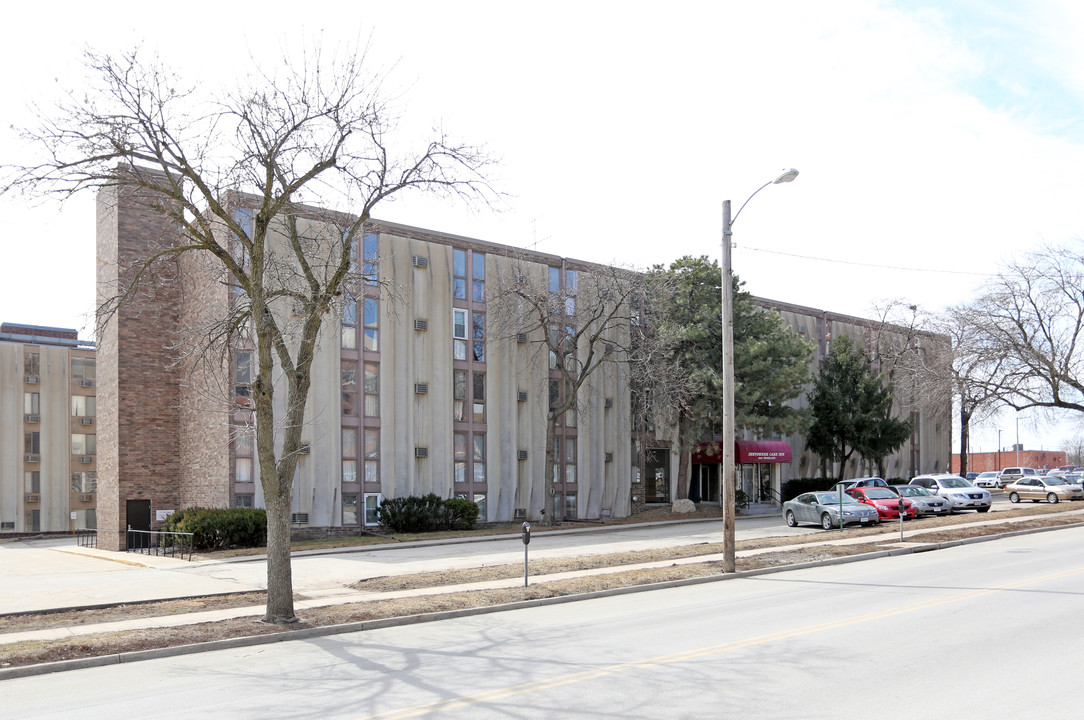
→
(959, 406, 972, 477)
(262, 490, 296, 623)
(543, 413, 558, 526)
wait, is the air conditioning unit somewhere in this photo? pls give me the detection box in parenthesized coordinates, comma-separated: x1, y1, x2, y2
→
(518, 391, 528, 403)
(517, 450, 528, 461)
(514, 508, 527, 519)
(414, 382, 429, 394)
(604, 398, 613, 409)
(80, 494, 94, 502)
(413, 319, 428, 331)
(80, 379, 93, 387)
(414, 447, 428, 459)
(80, 417, 94, 425)
(24, 414, 39, 423)
(605, 452, 614, 463)
(24, 493, 40, 503)
(516, 333, 528, 343)
(25, 375, 39, 384)
(298, 443, 311, 455)
(411, 255, 428, 268)
(291, 513, 309, 525)
(24, 454, 39, 463)
(79, 456, 94, 464)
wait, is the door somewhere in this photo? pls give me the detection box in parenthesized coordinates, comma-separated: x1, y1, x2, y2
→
(126, 499, 151, 549)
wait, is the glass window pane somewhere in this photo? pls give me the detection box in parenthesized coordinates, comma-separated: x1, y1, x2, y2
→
(473, 434, 485, 461)
(365, 429, 379, 458)
(473, 463, 486, 483)
(565, 270, 578, 294)
(455, 462, 466, 483)
(454, 432, 467, 460)
(364, 460, 379, 483)
(453, 310, 467, 339)
(472, 252, 485, 280)
(549, 267, 560, 293)
(364, 495, 380, 525)
(472, 280, 485, 302)
(364, 363, 378, 393)
(343, 296, 357, 325)
(473, 373, 485, 402)
(454, 340, 467, 361)
(364, 394, 379, 417)
(453, 249, 466, 278)
(236, 457, 253, 483)
(566, 465, 577, 484)
(453, 278, 467, 299)
(473, 402, 485, 423)
(342, 428, 357, 458)
(565, 438, 576, 464)
(343, 495, 358, 525)
(474, 494, 486, 518)
(472, 312, 485, 339)
(342, 460, 357, 484)
(454, 370, 467, 399)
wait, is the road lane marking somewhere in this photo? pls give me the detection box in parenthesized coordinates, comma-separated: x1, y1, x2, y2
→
(353, 564, 1084, 719)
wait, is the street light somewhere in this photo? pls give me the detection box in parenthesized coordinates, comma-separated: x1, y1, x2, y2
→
(721, 168, 799, 573)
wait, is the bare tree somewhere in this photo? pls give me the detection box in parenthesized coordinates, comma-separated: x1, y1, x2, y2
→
(3, 45, 492, 623)
(966, 245, 1084, 417)
(489, 258, 640, 525)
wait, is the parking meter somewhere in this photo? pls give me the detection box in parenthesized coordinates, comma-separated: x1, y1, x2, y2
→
(521, 522, 531, 587)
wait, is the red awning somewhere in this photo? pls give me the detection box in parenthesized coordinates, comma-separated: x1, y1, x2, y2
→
(736, 440, 792, 463)
(692, 440, 793, 464)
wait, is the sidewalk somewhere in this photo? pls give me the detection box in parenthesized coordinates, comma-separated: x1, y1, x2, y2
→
(5, 506, 1082, 650)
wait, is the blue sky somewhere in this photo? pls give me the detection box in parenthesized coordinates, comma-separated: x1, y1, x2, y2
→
(1, 0, 1082, 451)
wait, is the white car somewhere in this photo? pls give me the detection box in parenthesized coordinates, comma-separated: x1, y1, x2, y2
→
(909, 474, 992, 513)
(972, 471, 1002, 489)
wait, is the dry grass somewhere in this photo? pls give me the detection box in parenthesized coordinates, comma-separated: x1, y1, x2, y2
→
(2, 504, 1081, 671)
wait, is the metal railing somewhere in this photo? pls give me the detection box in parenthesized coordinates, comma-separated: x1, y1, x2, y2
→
(126, 528, 195, 561)
(75, 528, 97, 548)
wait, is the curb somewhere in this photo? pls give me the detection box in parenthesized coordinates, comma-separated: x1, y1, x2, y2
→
(4, 519, 1081, 681)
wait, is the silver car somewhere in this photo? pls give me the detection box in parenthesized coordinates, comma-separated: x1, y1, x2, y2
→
(909, 474, 992, 513)
(972, 471, 1002, 489)
(890, 484, 950, 516)
(783, 491, 880, 530)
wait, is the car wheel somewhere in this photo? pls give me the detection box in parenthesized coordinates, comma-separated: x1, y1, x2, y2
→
(821, 513, 834, 530)
(785, 510, 798, 527)
(1009, 492, 1020, 503)
(1048, 493, 1059, 504)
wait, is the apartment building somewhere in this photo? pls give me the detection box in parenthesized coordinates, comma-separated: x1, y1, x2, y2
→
(0, 322, 97, 533)
(94, 183, 951, 549)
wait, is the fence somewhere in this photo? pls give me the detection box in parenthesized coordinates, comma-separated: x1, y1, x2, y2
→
(75, 528, 97, 548)
(126, 528, 195, 561)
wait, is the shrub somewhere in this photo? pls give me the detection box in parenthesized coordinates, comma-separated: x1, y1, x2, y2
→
(162, 507, 267, 551)
(377, 494, 480, 533)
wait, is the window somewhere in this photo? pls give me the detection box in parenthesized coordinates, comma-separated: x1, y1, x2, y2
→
(235, 352, 253, 407)
(472, 312, 486, 362)
(71, 472, 97, 493)
(364, 362, 379, 417)
(453, 309, 468, 360)
(565, 437, 577, 483)
(25, 471, 40, 493)
(453, 370, 467, 422)
(454, 432, 467, 483)
(564, 493, 577, 520)
(72, 433, 97, 456)
(473, 372, 485, 423)
(342, 296, 357, 349)
(472, 252, 486, 301)
(364, 429, 379, 483)
(342, 428, 357, 459)
(343, 494, 358, 525)
(453, 249, 467, 300)
(25, 352, 40, 377)
(342, 459, 357, 484)
(25, 431, 40, 454)
(363, 233, 379, 285)
(234, 495, 254, 508)
(548, 267, 560, 293)
(25, 392, 39, 415)
(363, 298, 379, 352)
(342, 361, 357, 415)
(72, 357, 96, 379)
(25, 510, 40, 533)
(235, 458, 253, 484)
(364, 494, 382, 525)
(473, 434, 486, 483)
(72, 395, 96, 417)
(474, 493, 487, 519)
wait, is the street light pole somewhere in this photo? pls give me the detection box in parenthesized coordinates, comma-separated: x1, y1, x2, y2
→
(721, 169, 798, 573)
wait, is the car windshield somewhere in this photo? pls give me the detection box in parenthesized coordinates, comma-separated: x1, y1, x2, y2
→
(1045, 477, 1069, 486)
(814, 492, 861, 505)
(895, 486, 928, 497)
(863, 489, 896, 499)
(941, 478, 972, 488)
(978, 472, 998, 478)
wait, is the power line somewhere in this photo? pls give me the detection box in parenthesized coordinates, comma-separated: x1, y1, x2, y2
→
(740, 246, 996, 277)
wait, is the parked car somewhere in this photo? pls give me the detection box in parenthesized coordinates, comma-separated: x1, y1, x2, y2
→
(972, 471, 1003, 489)
(846, 487, 919, 520)
(998, 467, 1037, 484)
(1056, 465, 1080, 474)
(783, 492, 880, 530)
(965, 472, 979, 481)
(1005, 475, 1084, 504)
(828, 477, 890, 493)
(890, 484, 951, 516)
(909, 474, 992, 513)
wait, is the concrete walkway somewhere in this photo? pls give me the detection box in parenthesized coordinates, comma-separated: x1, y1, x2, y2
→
(4, 506, 1081, 649)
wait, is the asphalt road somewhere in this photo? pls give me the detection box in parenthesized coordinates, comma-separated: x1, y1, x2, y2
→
(6, 523, 1082, 719)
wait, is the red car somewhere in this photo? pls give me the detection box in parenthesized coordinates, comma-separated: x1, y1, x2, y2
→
(845, 487, 918, 520)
